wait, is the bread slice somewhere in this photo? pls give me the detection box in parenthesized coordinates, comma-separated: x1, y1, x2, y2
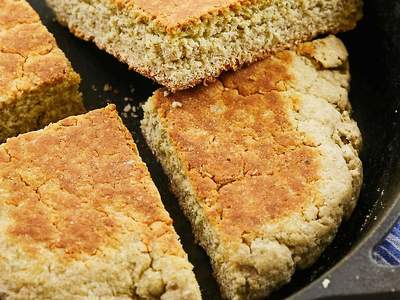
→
(0, 0, 84, 143)
(45, 0, 362, 91)
(141, 36, 363, 299)
(0, 105, 201, 300)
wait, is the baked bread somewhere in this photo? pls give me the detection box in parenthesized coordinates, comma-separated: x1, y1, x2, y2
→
(0, 105, 201, 300)
(46, 0, 362, 91)
(141, 36, 363, 299)
(0, 0, 84, 143)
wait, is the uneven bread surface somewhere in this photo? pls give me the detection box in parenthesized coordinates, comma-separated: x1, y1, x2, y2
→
(46, 0, 362, 90)
(0, 105, 201, 300)
(141, 36, 363, 299)
(0, 0, 84, 142)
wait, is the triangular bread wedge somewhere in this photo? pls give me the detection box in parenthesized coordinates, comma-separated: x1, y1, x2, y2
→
(141, 36, 363, 299)
(0, 105, 201, 300)
(0, 0, 84, 142)
(45, 0, 362, 91)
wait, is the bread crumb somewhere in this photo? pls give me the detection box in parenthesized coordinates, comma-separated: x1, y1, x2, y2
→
(163, 90, 170, 97)
(91, 85, 97, 92)
(322, 278, 330, 288)
(129, 84, 136, 94)
(124, 104, 132, 113)
(172, 101, 182, 108)
(122, 103, 138, 118)
(103, 83, 112, 92)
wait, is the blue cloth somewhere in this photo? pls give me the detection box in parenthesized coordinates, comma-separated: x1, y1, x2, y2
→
(373, 219, 400, 266)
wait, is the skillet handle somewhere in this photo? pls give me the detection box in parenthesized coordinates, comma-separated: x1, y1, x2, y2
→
(289, 198, 400, 300)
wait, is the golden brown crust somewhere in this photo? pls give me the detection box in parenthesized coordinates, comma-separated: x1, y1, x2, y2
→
(117, 0, 359, 33)
(0, 53, 23, 92)
(0, 105, 201, 299)
(142, 35, 363, 299)
(1, 105, 177, 258)
(0, 0, 77, 102)
(47, 0, 362, 91)
(0, 0, 38, 29)
(118, 0, 250, 31)
(0, 0, 84, 143)
(152, 54, 321, 241)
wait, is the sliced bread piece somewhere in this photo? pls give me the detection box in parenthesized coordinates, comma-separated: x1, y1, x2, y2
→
(141, 36, 363, 299)
(46, 0, 362, 91)
(0, 0, 84, 143)
(0, 105, 201, 300)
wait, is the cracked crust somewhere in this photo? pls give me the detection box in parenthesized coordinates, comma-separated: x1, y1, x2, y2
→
(0, 0, 84, 142)
(46, 0, 362, 91)
(0, 105, 201, 300)
(141, 36, 363, 299)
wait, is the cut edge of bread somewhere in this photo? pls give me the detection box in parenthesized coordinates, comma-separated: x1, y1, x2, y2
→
(46, 0, 362, 91)
(0, 62, 84, 143)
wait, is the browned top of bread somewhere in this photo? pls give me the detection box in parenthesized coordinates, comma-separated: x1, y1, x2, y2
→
(116, 0, 362, 32)
(151, 51, 321, 241)
(143, 35, 362, 299)
(0, 0, 79, 103)
(0, 105, 201, 299)
(0, 105, 180, 258)
(119, 0, 243, 30)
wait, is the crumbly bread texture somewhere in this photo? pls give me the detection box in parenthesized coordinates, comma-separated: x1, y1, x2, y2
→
(0, 0, 84, 143)
(0, 105, 201, 300)
(45, 0, 362, 91)
(141, 36, 363, 299)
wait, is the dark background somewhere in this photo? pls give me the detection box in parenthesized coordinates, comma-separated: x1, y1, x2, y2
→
(28, 0, 400, 298)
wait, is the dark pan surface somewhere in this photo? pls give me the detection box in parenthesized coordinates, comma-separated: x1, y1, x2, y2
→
(28, 0, 400, 298)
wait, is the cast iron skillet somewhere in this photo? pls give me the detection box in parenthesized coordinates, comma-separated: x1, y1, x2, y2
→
(29, 0, 400, 298)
